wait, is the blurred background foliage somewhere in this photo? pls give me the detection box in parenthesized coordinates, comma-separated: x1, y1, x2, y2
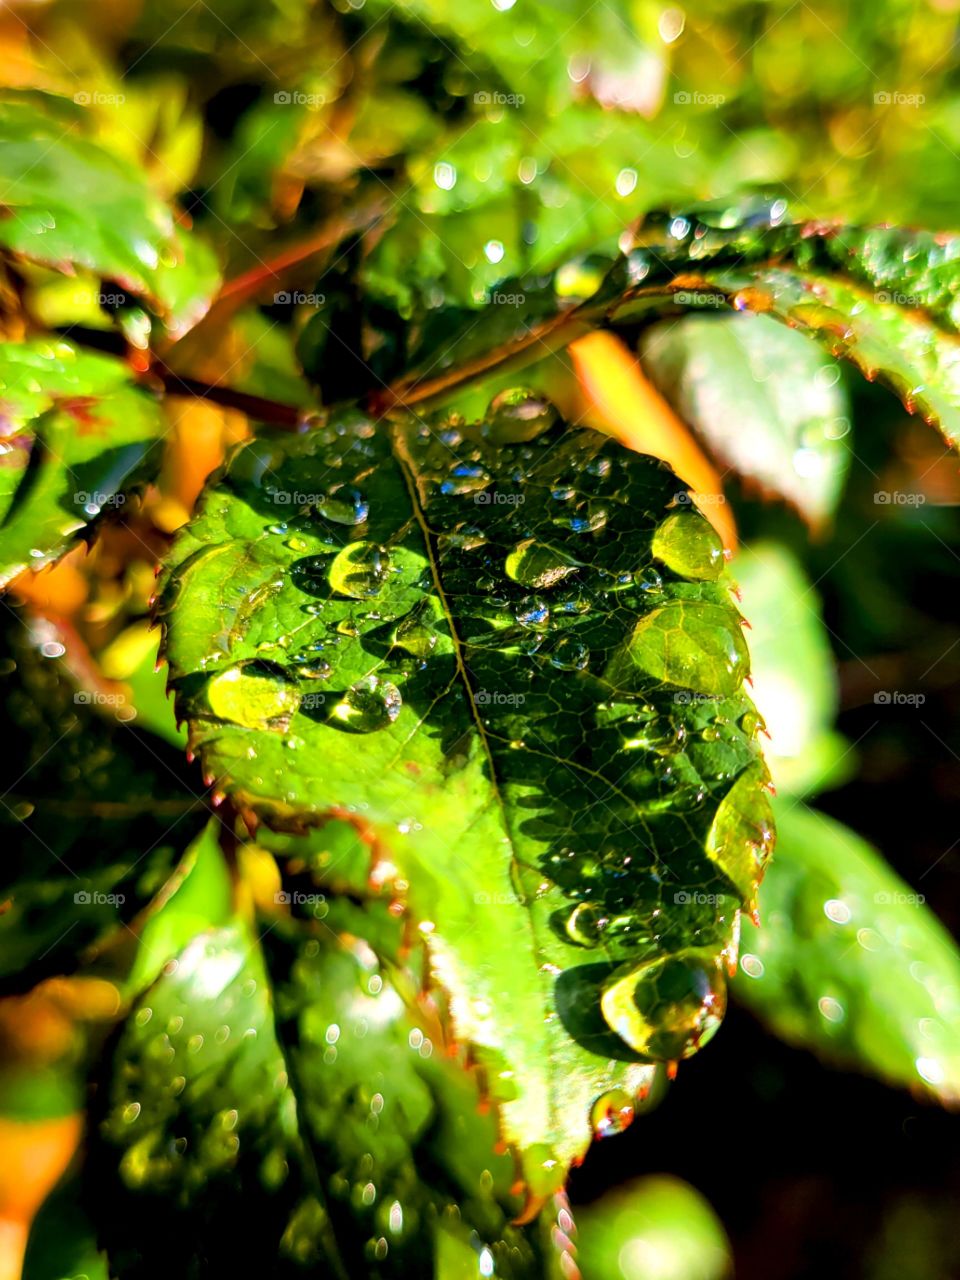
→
(2, 0, 960, 1278)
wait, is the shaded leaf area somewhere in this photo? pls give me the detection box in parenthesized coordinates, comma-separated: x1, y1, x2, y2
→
(734, 802, 960, 1103)
(639, 313, 851, 528)
(0, 612, 208, 989)
(0, 340, 166, 586)
(89, 905, 567, 1280)
(23, 1176, 109, 1280)
(733, 544, 850, 799)
(601, 200, 960, 453)
(0, 94, 219, 336)
(159, 398, 773, 1167)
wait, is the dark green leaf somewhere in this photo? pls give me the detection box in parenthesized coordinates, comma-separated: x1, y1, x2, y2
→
(0, 339, 166, 586)
(159, 400, 774, 1168)
(0, 612, 206, 987)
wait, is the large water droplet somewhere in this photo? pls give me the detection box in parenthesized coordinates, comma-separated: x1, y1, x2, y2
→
(600, 948, 727, 1060)
(315, 485, 369, 526)
(505, 539, 580, 589)
(329, 676, 402, 733)
(329, 542, 390, 598)
(485, 387, 558, 443)
(606, 601, 748, 697)
(206, 661, 301, 730)
(652, 512, 724, 581)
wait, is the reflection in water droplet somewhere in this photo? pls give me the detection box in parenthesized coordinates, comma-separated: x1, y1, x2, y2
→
(328, 541, 390, 598)
(206, 661, 301, 730)
(652, 511, 724, 581)
(565, 901, 604, 946)
(505, 538, 580, 589)
(486, 387, 558, 443)
(329, 676, 402, 733)
(590, 1089, 635, 1140)
(515, 596, 550, 629)
(315, 485, 369, 526)
(600, 948, 727, 1060)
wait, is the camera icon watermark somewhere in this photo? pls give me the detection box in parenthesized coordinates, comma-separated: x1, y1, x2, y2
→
(74, 889, 126, 905)
(473, 491, 524, 506)
(873, 690, 926, 706)
(674, 91, 726, 107)
(474, 90, 525, 107)
(275, 890, 326, 906)
(874, 91, 925, 107)
(874, 491, 926, 506)
(273, 291, 325, 306)
(874, 890, 925, 905)
(674, 890, 724, 905)
(74, 90, 125, 107)
(274, 90, 326, 110)
(473, 689, 525, 707)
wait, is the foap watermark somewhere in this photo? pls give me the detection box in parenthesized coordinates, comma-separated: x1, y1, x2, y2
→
(489, 290, 526, 307)
(674, 91, 726, 107)
(673, 289, 727, 307)
(673, 691, 721, 706)
(274, 89, 326, 109)
(875, 890, 925, 905)
(75, 690, 127, 709)
(301, 692, 327, 711)
(874, 490, 926, 506)
(672, 490, 727, 508)
(474, 490, 524, 506)
(874, 691, 926, 707)
(74, 90, 125, 107)
(874, 91, 925, 107)
(266, 487, 324, 505)
(474, 890, 527, 906)
(474, 89, 525, 108)
(75, 890, 125, 905)
(74, 491, 126, 512)
(674, 890, 724, 905)
(473, 689, 525, 707)
(875, 290, 923, 306)
(275, 890, 326, 906)
(274, 291, 326, 306)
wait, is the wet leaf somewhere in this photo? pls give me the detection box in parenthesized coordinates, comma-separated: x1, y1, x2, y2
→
(93, 905, 562, 1279)
(639, 313, 851, 528)
(603, 202, 960, 455)
(734, 802, 960, 1103)
(0, 340, 166, 587)
(0, 95, 219, 336)
(159, 400, 773, 1168)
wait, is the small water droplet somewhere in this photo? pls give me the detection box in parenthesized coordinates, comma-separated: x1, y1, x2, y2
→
(328, 541, 390, 598)
(485, 387, 558, 443)
(329, 676, 402, 733)
(206, 661, 302, 731)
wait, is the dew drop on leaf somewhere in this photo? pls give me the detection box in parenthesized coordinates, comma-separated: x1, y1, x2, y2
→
(652, 511, 725, 580)
(315, 484, 369, 526)
(600, 948, 727, 1060)
(329, 676, 402, 733)
(206, 660, 302, 731)
(590, 1088, 635, 1139)
(485, 386, 558, 443)
(505, 538, 580, 589)
(328, 541, 390, 598)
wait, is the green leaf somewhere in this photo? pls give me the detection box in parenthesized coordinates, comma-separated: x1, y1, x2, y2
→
(574, 1175, 732, 1280)
(93, 904, 562, 1277)
(159, 399, 773, 1168)
(639, 313, 851, 527)
(0, 339, 166, 586)
(0, 612, 206, 986)
(603, 203, 960, 454)
(733, 543, 851, 797)
(0, 95, 219, 335)
(734, 802, 960, 1102)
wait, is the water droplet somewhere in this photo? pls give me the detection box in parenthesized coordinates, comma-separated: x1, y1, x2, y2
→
(206, 661, 301, 731)
(485, 387, 558, 443)
(315, 485, 369, 526)
(607, 601, 748, 697)
(515, 596, 550, 628)
(565, 901, 604, 946)
(328, 541, 390, 598)
(505, 539, 580, 589)
(440, 462, 491, 496)
(590, 1089, 635, 1139)
(652, 512, 724, 581)
(600, 948, 727, 1060)
(546, 636, 590, 671)
(329, 676, 402, 733)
